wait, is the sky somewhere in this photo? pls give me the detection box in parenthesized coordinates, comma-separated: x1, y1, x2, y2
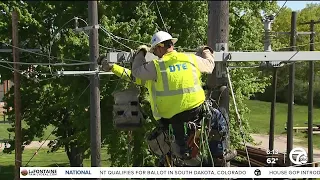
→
(277, 1, 318, 11)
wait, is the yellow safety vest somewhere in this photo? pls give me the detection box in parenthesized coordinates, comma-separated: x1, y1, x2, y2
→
(151, 51, 205, 119)
(111, 51, 205, 120)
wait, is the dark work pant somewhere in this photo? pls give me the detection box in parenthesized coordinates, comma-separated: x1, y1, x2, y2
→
(159, 105, 202, 146)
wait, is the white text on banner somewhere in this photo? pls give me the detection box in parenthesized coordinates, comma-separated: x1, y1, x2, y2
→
(20, 167, 320, 179)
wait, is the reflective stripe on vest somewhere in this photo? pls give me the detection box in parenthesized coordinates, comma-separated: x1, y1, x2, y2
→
(155, 54, 202, 96)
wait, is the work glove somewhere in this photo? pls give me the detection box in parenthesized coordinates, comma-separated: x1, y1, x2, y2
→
(195, 45, 214, 59)
(135, 45, 150, 57)
(97, 54, 113, 72)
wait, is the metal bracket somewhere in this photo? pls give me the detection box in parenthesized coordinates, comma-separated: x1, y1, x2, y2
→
(56, 51, 320, 76)
(106, 51, 320, 62)
(216, 43, 228, 79)
(57, 70, 113, 75)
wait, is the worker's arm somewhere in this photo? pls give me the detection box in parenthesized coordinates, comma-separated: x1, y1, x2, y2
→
(131, 51, 157, 81)
(111, 64, 147, 86)
(195, 49, 215, 74)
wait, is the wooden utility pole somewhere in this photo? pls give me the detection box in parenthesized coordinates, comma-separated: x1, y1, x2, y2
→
(12, 10, 22, 180)
(308, 21, 315, 166)
(287, 11, 297, 166)
(207, 1, 229, 91)
(263, 16, 277, 155)
(207, 1, 230, 167)
(300, 19, 320, 167)
(88, 0, 101, 169)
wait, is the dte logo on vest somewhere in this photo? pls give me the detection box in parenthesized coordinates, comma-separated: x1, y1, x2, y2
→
(169, 63, 188, 72)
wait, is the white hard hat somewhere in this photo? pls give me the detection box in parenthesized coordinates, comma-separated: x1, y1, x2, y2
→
(150, 31, 178, 52)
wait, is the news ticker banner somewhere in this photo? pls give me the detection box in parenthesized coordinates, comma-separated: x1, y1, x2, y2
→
(20, 167, 320, 179)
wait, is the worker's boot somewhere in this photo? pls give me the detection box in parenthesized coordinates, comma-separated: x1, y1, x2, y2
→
(225, 149, 237, 161)
(214, 149, 238, 166)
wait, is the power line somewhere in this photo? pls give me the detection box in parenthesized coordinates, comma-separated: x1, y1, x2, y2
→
(0, 63, 58, 82)
(0, 59, 92, 66)
(127, 1, 155, 36)
(101, 27, 197, 51)
(274, 0, 288, 18)
(1, 41, 88, 63)
(24, 80, 91, 167)
(48, 17, 78, 75)
(100, 27, 134, 51)
(74, 17, 124, 52)
(155, 1, 168, 32)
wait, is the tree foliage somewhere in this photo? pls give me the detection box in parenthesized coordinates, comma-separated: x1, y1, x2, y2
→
(0, 0, 279, 167)
(255, 3, 320, 107)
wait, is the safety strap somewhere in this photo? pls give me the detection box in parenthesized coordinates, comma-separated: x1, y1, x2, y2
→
(168, 124, 174, 167)
(183, 122, 188, 136)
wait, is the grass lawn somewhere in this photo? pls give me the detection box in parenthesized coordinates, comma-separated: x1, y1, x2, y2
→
(0, 148, 110, 180)
(246, 100, 320, 149)
(0, 123, 56, 141)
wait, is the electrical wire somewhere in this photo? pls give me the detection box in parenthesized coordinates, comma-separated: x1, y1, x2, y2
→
(24, 126, 58, 166)
(127, 1, 155, 36)
(24, 80, 91, 167)
(1, 41, 88, 63)
(48, 17, 78, 75)
(75, 17, 124, 52)
(231, 1, 288, 51)
(155, 1, 168, 32)
(0, 64, 53, 83)
(100, 27, 134, 51)
(274, 0, 288, 18)
(3, 36, 318, 69)
(100, 26, 197, 52)
(228, 65, 261, 69)
(0, 60, 92, 66)
(103, 31, 150, 46)
(273, 34, 319, 51)
(278, 35, 319, 64)
(226, 67, 252, 168)
(0, 70, 92, 167)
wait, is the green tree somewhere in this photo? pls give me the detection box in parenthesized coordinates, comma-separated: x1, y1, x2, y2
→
(0, 1, 278, 168)
(257, 4, 320, 106)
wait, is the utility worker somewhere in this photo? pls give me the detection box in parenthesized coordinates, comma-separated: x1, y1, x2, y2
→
(98, 31, 215, 161)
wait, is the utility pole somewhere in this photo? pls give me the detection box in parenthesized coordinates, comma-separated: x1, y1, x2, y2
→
(263, 15, 277, 169)
(12, 10, 22, 180)
(88, 0, 101, 169)
(308, 20, 315, 167)
(207, 1, 230, 167)
(287, 11, 297, 166)
(300, 19, 320, 167)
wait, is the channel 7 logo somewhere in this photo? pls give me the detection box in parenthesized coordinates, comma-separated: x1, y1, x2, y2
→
(281, 147, 308, 165)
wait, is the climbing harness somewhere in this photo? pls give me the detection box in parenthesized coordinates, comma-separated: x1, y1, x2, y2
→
(146, 98, 231, 167)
